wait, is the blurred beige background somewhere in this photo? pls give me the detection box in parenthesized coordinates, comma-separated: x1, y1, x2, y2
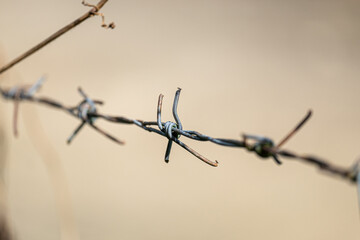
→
(0, 0, 360, 239)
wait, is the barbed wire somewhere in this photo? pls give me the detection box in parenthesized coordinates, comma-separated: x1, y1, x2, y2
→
(0, 2, 359, 239)
(0, 78, 358, 185)
(0, 0, 358, 201)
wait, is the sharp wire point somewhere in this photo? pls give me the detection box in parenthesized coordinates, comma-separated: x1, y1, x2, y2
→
(275, 109, 313, 149)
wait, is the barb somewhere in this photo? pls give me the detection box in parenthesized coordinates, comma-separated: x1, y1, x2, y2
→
(156, 89, 218, 166)
(0, 81, 358, 184)
(67, 87, 124, 145)
(243, 135, 282, 164)
(0, 0, 113, 75)
(242, 110, 312, 165)
(0, 77, 45, 137)
(275, 110, 312, 149)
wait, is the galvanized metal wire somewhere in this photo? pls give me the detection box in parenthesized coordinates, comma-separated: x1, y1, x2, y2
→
(0, 78, 358, 185)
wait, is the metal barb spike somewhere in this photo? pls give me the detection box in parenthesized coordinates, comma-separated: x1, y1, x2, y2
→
(275, 110, 312, 149)
(26, 76, 46, 96)
(67, 88, 124, 145)
(156, 89, 218, 166)
(11, 77, 46, 137)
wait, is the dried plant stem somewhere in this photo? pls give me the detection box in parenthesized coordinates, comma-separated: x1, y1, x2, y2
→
(0, 0, 109, 75)
(23, 105, 79, 240)
(0, 131, 13, 240)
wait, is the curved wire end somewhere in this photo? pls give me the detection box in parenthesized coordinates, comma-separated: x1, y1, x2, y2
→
(200, 157, 219, 167)
(212, 160, 219, 167)
(174, 138, 219, 167)
(158, 94, 164, 103)
(272, 155, 282, 165)
(242, 133, 281, 165)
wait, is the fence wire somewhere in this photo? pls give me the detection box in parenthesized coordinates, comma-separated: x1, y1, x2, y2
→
(0, 0, 358, 189)
(0, 78, 358, 185)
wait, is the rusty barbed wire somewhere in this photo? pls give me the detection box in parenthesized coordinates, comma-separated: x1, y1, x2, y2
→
(0, 78, 358, 185)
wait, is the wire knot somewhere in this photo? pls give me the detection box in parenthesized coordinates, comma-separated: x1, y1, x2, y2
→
(246, 137, 275, 158)
(162, 121, 180, 140)
(242, 110, 313, 165)
(243, 135, 281, 164)
(67, 87, 124, 145)
(76, 99, 98, 124)
(155, 88, 218, 167)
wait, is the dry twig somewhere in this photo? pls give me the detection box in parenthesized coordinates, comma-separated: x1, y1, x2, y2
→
(0, 0, 113, 75)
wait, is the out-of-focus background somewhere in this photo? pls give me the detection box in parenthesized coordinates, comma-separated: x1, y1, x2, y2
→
(0, 0, 359, 239)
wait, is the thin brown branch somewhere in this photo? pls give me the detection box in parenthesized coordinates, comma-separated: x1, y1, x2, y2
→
(0, 0, 109, 75)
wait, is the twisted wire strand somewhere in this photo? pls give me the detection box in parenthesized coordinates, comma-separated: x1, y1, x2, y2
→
(0, 80, 358, 184)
